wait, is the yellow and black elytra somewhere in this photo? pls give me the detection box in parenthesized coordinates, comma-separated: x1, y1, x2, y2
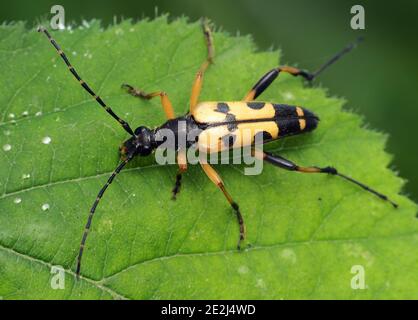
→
(38, 21, 396, 278)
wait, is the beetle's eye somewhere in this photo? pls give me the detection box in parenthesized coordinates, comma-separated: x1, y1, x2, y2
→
(134, 127, 142, 135)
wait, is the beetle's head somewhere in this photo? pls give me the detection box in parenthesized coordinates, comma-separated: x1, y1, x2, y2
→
(120, 126, 153, 159)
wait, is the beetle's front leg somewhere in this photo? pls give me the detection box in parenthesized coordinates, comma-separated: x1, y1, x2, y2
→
(172, 150, 188, 200)
(122, 84, 175, 120)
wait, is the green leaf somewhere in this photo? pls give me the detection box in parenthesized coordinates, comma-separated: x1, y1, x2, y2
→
(0, 17, 417, 300)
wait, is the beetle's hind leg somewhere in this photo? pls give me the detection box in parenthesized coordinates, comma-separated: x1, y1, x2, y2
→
(244, 38, 363, 101)
(255, 150, 398, 208)
(121, 84, 175, 120)
(200, 162, 246, 249)
(244, 67, 314, 101)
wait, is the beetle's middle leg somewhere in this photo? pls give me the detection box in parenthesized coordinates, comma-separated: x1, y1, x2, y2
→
(200, 162, 245, 249)
(190, 18, 215, 113)
(121, 84, 175, 120)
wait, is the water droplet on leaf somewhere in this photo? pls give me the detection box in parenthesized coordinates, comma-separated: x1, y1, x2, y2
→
(42, 136, 52, 144)
(2, 144, 11, 152)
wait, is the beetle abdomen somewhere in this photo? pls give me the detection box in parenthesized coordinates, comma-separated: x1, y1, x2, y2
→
(273, 104, 319, 137)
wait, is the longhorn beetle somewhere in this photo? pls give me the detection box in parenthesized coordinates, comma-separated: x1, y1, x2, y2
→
(38, 20, 398, 278)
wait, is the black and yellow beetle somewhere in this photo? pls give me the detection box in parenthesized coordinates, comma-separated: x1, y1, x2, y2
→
(38, 20, 397, 277)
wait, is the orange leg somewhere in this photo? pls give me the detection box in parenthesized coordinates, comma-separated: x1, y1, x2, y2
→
(190, 18, 215, 113)
(122, 84, 175, 120)
(172, 150, 188, 200)
(200, 162, 245, 249)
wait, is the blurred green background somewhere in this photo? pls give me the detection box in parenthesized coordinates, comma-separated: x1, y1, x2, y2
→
(1, 0, 417, 201)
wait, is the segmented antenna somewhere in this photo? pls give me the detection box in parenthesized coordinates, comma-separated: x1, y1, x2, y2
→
(37, 26, 135, 136)
(76, 156, 133, 277)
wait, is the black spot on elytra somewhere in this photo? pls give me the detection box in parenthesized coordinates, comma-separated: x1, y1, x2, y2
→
(215, 102, 230, 114)
(221, 134, 236, 148)
(276, 119, 300, 137)
(225, 113, 238, 131)
(247, 102, 265, 110)
(273, 104, 297, 118)
(254, 131, 273, 143)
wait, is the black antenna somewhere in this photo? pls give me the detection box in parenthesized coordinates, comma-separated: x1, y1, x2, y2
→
(76, 155, 133, 277)
(38, 26, 135, 136)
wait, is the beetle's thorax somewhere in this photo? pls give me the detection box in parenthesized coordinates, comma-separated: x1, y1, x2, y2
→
(153, 114, 201, 151)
